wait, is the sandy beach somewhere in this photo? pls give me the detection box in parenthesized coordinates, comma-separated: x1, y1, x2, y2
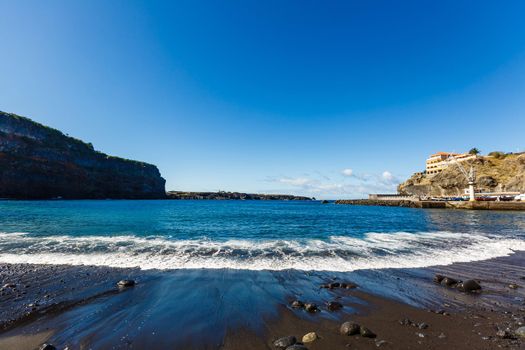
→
(1, 252, 524, 349)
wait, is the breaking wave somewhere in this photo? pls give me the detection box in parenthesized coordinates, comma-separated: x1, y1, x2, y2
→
(0, 231, 524, 271)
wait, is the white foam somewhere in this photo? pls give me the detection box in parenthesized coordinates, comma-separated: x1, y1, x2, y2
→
(0, 231, 523, 271)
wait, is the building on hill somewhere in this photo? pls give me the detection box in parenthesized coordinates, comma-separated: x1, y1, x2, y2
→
(425, 152, 476, 175)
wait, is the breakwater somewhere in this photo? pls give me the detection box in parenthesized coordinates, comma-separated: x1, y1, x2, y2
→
(335, 199, 525, 211)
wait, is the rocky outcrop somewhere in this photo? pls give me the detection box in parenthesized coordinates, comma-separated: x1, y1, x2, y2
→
(398, 153, 525, 197)
(166, 191, 312, 200)
(0, 111, 166, 199)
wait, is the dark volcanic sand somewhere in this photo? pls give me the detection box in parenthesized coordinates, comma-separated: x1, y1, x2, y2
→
(1, 253, 524, 349)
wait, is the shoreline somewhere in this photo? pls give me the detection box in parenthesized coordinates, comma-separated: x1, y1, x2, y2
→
(1, 252, 524, 349)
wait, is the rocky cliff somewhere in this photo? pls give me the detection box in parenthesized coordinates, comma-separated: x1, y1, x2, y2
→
(0, 111, 166, 199)
(398, 153, 525, 197)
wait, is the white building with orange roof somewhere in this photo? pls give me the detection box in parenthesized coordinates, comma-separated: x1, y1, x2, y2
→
(425, 152, 476, 175)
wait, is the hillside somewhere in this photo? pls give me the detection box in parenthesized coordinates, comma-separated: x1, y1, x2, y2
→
(0, 111, 166, 199)
(398, 153, 525, 197)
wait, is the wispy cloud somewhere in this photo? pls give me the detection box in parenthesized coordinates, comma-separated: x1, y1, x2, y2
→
(278, 177, 312, 186)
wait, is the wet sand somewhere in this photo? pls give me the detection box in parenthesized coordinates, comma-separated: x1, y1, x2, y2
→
(1, 252, 524, 349)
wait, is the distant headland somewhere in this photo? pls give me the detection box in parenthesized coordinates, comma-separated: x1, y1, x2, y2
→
(167, 191, 312, 201)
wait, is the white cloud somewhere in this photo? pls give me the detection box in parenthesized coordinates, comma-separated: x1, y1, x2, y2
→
(278, 177, 312, 186)
(341, 168, 353, 177)
(382, 171, 393, 181)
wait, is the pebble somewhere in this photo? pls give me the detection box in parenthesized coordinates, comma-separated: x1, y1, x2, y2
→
(340, 322, 360, 336)
(416, 332, 425, 338)
(302, 332, 318, 343)
(273, 335, 296, 349)
(509, 284, 519, 289)
(117, 280, 135, 288)
(438, 333, 446, 339)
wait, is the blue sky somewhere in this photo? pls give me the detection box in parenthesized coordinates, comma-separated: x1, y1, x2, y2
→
(1, 1, 525, 199)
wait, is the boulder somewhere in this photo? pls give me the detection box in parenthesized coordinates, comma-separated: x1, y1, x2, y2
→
(340, 322, 360, 336)
(273, 336, 296, 349)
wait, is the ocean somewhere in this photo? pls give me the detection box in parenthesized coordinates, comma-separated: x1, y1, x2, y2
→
(1, 200, 524, 271)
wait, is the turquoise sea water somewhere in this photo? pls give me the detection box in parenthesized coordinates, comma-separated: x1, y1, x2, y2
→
(0, 200, 524, 271)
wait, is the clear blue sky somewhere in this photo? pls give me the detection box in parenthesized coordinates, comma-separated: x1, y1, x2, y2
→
(1, 1, 524, 198)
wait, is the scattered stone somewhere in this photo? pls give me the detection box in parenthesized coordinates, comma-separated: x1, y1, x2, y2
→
(515, 326, 525, 338)
(433, 274, 445, 283)
(2, 283, 16, 289)
(360, 326, 377, 338)
(438, 333, 446, 339)
(39, 344, 56, 350)
(458, 280, 482, 292)
(399, 318, 415, 326)
(291, 300, 304, 308)
(302, 332, 318, 343)
(416, 333, 425, 338)
(418, 323, 429, 330)
(117, 280, 135, 288)
(273, 335, 296, 349)
(304, 303, 319, 313)
(496, 330, 514, 339)
(509, 283, 519, 289)
(327, 301, 343, 311)
(340, 322, 360, 336)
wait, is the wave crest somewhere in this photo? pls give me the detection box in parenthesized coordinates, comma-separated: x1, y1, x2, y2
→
(0, 231, 523, 271)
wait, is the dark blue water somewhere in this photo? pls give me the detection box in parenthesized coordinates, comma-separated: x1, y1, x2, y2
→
(0, 200, 524, 270)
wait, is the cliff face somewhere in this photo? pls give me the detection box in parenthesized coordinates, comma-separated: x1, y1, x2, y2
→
(398, 153, 525, 197)
(0, 111, 166, 199)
